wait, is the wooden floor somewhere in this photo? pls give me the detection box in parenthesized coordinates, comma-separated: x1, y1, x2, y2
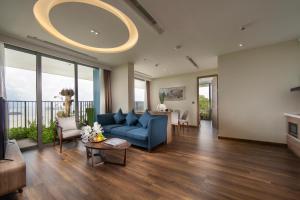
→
(2, 121, 300, 200)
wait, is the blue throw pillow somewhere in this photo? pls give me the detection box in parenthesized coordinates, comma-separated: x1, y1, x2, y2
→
(138, 111, 152, 128)
(113, 108, 125, 124)
(126, 111, 138, 126)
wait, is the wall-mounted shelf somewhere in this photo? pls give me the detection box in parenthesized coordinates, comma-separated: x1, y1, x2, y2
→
(290, 86, 300, 92)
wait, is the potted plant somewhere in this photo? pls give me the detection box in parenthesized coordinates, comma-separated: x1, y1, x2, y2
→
(157, 92, 167, 111)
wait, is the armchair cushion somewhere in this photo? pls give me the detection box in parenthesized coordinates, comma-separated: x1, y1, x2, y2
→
(62, 129, 81, 138)
(57, 116, 77, 131)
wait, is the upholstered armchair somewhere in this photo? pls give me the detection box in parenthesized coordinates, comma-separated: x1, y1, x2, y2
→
(54, 116, 81, 153)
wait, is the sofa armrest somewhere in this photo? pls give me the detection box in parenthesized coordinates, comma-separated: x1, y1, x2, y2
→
(97, 113, 115, 126)
(147, 116, 168, 150)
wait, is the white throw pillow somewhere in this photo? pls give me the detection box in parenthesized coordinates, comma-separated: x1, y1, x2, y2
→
(57, 116, 77, 131)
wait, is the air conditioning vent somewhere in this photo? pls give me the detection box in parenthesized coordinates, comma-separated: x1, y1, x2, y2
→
(124, 0, 164, 34)
(186, 56, 199, 69)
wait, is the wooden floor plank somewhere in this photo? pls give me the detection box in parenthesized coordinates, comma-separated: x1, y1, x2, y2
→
(1, 121, 300, 200)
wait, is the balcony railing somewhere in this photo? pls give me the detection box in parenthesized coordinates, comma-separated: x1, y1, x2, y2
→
(7, 100, 93, 128)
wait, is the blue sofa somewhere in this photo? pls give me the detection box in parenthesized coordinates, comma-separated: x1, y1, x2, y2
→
(97, 113, 167, 151)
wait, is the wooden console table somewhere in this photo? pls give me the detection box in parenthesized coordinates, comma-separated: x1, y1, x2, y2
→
(0, 140, 26, 196)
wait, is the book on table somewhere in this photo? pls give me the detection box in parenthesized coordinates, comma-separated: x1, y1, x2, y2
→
(104, 138, 127, 146)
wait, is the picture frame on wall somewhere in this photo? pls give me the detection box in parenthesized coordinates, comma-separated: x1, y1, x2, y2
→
(159, 86, 185, 101)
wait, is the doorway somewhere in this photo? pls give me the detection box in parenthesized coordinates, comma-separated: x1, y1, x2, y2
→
(197, 75, 218, 129)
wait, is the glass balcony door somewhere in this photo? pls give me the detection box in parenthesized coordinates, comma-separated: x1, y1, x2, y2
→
(4, 45, 100, 149)
(42, 56, 75, 144)
(4, 48, 38, 149)
(78, 65, 94, 125)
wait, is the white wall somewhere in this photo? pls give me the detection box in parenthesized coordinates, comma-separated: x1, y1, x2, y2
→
(150, 69, 218, 126)
(219, 40, 300, 144)
(111, 63, 134, 113)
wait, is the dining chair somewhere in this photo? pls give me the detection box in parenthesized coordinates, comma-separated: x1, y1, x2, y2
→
(179, 111, 189, 133)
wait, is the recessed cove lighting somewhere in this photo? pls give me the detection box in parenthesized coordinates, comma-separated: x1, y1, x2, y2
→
(33, 0, 139, 53)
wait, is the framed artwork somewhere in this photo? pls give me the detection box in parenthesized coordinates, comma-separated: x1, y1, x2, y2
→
(159, 86, 185, 101)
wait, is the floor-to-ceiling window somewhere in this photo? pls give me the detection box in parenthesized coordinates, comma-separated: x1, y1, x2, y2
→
(42, 56, 75, 144)
(4, 45, 101, 149)
(134, 79, 147, 112)
(78, 64, 94, 123)
(4, 48, 37, 149)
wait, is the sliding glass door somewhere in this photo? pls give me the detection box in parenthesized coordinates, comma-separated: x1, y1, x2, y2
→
(78, 65, 94, 124)
(4, 48, 38, 149)
(42, 56, 75, 144)
(4, 45, 100, 149)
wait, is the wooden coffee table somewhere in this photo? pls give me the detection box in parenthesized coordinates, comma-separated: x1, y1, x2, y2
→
(85, 138, 130, 167)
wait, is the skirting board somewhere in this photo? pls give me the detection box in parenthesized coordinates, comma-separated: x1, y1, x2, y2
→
(218, 136, 287, 147)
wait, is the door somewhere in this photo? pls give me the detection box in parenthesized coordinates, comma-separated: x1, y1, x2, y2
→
(211, 76, 218, 129)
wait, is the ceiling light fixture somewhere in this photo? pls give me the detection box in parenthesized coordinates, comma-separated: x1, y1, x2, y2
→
(239, 43, 244, 47)
(90, 29, 99, 35)
(33, 0, 139, 53)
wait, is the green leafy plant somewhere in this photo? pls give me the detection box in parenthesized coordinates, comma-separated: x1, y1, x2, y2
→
(199, 95, 210, 120)
(159, 92, 166, 104)
(9, 120, 55, 144)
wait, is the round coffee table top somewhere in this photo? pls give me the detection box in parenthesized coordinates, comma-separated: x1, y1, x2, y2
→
(84, 138, 131, 150)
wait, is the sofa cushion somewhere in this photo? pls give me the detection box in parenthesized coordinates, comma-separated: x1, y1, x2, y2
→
(62, 129, 81, 138)
(97, 113, 115, 126)
(138, 111, 152, 128)
(57, 116, 77, 131)
(110, 126, 139, 137)
(102, 124, 123, 133)
(126, 111, 138, 126)
(113, 108, 126, 124)
(127, 128, 148, 141)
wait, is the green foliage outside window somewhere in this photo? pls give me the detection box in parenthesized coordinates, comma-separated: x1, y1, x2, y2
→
(199, 95, 210, 120)
(9, 121, 56, 144)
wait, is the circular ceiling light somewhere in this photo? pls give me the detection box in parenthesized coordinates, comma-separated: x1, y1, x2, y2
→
(33, 0, 139, 53)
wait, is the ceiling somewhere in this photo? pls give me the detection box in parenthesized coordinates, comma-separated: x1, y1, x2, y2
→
(1, 0, 300, 78)
(5, 48, 93, 80)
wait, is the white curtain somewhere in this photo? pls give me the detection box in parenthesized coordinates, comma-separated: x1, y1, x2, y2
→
(0, 42, 6, 99)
